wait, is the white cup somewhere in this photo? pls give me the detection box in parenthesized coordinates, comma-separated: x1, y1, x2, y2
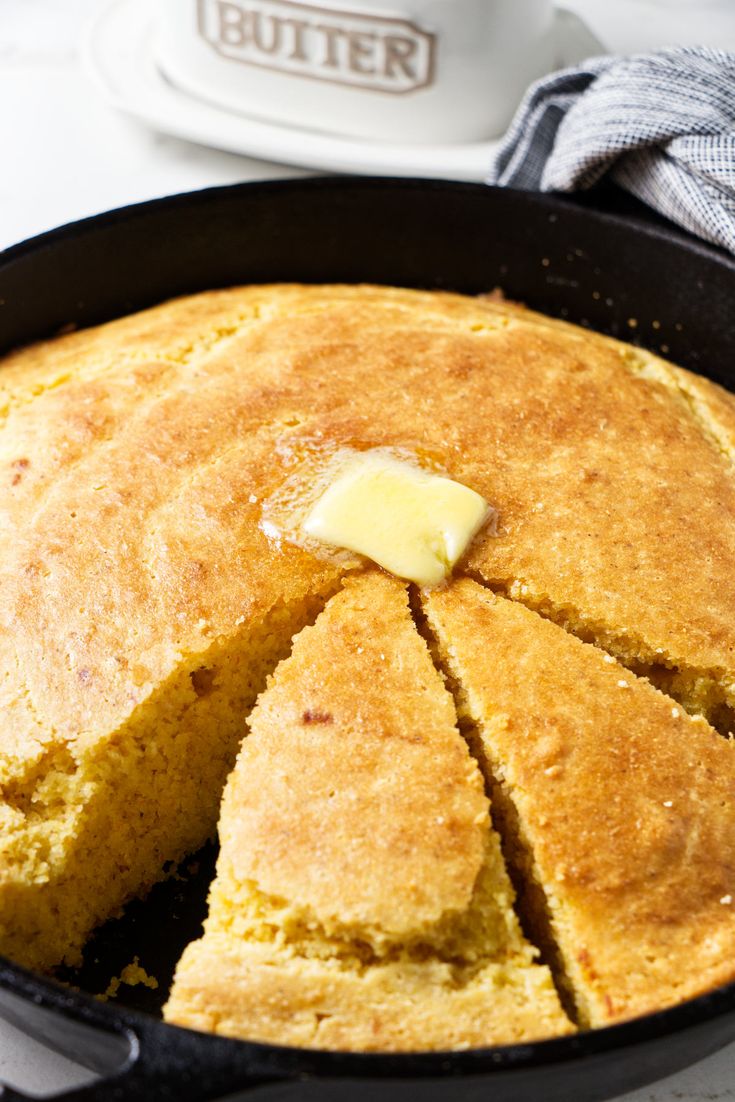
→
(156, 0, 557, 144)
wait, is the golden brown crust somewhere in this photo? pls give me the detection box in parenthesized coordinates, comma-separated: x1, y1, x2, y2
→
(424, 580, 735, 1027)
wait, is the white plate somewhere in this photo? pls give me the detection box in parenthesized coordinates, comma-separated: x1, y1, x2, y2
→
(84, 0, 603, 183)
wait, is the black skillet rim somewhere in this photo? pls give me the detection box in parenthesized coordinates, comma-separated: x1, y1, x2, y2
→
(4, 953, 735, 1082)
(2, 173, 732, 269)
(1, 175, 735, 1083)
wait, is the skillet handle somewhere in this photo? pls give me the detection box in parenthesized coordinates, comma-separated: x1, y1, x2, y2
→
(52, 1022, 285, 1101)
(0, 963, 291, 1102)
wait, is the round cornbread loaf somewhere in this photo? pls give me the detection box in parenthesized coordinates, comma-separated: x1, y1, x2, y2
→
(3, 284, 735, 1050)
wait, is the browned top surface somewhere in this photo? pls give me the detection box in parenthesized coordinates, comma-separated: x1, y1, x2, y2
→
(425, 580, 735, 1026)
(4, 283, 735, 781)
(222, 572, 487, 937)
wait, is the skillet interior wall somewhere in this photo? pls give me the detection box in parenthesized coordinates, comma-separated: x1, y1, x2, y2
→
(1, 178, 733, 385)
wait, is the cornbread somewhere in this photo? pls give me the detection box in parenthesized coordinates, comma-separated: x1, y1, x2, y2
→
(163, 573, 571, 1049)
(4, 282, 735, 1049)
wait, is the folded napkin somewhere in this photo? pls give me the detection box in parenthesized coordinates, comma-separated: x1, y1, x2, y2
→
(487, 47, 735, 254)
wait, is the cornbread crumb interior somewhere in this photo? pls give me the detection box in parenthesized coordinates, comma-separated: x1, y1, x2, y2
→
(4, 283, 735, 1048)
(0, 586, 337, 970)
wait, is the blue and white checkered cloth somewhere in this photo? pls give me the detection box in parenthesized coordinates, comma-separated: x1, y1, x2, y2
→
(486, 47, 735, 254)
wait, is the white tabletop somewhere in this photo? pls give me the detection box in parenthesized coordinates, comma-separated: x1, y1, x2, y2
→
(3, 1, 735, 1098)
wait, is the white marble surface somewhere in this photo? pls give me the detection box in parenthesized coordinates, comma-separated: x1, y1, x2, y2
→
(3, 2, 735, 1099)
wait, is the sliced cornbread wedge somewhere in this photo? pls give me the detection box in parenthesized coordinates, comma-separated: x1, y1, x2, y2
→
(423, 580, 735, 1028)
(164, 573, 571, 1050)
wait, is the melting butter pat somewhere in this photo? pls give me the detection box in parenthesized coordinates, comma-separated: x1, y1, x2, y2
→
(302, 451, 491, 587)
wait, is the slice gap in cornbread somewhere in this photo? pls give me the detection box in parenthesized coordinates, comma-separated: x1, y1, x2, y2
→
(164, 571, 572, 1051)
(423, 579, 735, 1028)
(0, 580, 339, 973)
(405, 582, 578, 1026)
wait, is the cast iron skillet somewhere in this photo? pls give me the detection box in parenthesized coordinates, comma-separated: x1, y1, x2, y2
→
(1, 177, 735, 1102)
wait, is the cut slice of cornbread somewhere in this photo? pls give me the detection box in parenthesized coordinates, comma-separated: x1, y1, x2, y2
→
(423, 580, 735, 1028)
(164, 572, 571, 1050)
